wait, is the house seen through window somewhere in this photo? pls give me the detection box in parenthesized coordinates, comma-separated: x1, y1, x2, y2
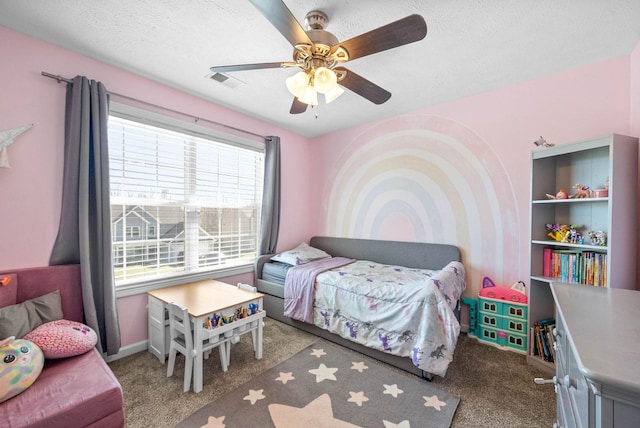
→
(108, 112, 264, 288)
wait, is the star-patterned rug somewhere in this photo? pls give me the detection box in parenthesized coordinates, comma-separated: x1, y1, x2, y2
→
(176, 339, 459, 428)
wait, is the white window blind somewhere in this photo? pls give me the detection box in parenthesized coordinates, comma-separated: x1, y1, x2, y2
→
(108, 114, 264, 289)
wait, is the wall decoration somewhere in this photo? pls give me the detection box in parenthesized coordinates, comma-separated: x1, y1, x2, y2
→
(0, 124, 33, 168)
(533, 136, 554, 148)
(321, 115, 520, 296)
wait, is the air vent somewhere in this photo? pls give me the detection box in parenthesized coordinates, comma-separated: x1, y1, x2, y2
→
(206, 72, 245, 89)
(210, 72, 228, 83)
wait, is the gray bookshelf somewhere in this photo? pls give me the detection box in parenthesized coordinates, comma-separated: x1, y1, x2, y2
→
(527, 133, 638, 373)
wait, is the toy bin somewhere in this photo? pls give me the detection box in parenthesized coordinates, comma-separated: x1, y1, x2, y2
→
(477, 294, 528, 355)
(503, 303, 527, 319)
(504, 318, 527, 335)
(478, 325, 499, 344)
(479, 299, 501, 315)
(497, 331, 508, 346)
(506, 332, 527, 353)
(478, 325, 527, 353)
(479, 312, 503, 330)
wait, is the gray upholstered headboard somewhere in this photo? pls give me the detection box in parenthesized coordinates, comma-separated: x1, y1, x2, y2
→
(253, 236, 462, 285)
(309, 236, 460, 270)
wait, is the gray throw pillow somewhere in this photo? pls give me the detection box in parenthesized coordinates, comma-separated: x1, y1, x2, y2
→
(0, 290, 64, 338)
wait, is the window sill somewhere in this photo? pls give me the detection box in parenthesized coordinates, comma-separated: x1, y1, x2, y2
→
(115, 264, 255, 298)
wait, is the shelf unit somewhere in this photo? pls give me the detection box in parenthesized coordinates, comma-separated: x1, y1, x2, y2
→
(527, 134, 638, 373)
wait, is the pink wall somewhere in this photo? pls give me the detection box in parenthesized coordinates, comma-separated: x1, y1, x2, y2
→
(311, 55, 634, 299)
(632, 42, 640, 138)
(2, 25, 638, 349)
(631, 41, 640, 285)
(0, 26, 312, 347)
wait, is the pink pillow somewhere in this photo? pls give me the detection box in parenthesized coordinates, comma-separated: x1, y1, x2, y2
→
(24, 320, 97, 359)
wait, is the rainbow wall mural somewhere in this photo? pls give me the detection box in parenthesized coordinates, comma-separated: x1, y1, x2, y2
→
(322, 115, 520, 296)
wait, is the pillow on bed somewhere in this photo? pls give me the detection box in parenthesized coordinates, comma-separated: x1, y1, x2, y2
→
(24, 319, 97, 359)
(271, 242, 331, 266)
(0, 290, 64, 339)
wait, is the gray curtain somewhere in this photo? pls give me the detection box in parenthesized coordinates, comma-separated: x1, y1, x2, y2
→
(258, 136, 281, 255)
(49, 75, 121, 356)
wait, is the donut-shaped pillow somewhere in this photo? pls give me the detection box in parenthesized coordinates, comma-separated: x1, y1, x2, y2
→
(24, 319, 97, 359)
(0, 336, 44, 403)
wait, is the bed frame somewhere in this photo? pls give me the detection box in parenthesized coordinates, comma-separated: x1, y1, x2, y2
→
(254, 236, 462, 378)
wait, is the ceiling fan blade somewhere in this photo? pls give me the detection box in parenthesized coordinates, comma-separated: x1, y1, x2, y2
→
(331, 14, 427, 61)
(250, 0, 313, 47)
(210, 62, 286, 73)
(335, 67, 391, 105)
(290, 97, 308, 114)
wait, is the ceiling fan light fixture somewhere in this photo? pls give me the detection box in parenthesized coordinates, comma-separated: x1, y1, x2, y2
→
(324, 84, 344, 104)
(285, 71, 310, 98)
(298, 85, 318, 106)
(314, 66, 337, 94)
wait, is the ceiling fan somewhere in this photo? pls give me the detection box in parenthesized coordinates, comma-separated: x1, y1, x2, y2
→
(209, 0, 427, 114)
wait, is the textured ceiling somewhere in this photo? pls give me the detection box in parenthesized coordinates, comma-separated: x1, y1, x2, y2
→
(1, 0, 639, 137)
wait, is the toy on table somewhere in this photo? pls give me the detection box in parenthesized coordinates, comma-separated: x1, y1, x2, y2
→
(480, 276, 528, 303)
(248, 303, 259, 315)
(236, 306, 249, 319)
(0, 336, 44, 403)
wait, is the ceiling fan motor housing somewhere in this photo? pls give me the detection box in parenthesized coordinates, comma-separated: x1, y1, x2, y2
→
(293, 29, 341, 71)
(304, 10, 328, 30)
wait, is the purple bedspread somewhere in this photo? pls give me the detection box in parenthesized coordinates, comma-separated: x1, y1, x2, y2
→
(284, 257, 355, 323)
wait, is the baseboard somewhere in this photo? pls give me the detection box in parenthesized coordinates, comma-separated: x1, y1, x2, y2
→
(105, 340, 148, 362)
(104, 320, 473, 364)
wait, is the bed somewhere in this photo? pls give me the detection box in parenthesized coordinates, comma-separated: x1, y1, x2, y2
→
(254, 236, 466, 378)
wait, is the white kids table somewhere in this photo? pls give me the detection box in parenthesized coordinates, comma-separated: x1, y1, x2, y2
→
(147, 279, 265, 392)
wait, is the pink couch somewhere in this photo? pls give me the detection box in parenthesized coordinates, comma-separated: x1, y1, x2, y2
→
(0, 265, 124, 428)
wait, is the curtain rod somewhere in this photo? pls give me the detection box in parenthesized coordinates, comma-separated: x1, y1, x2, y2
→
(41, 71, 267, 140)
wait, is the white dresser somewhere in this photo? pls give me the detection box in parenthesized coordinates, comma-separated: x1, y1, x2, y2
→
(550, 283, 640, 428)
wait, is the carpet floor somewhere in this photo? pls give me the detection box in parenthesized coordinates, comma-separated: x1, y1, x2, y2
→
(177, 339, 459, 427)
(108, 318, 556, 427)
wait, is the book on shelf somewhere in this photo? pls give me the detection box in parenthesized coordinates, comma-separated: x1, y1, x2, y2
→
(534, 318, 555, 363)
(543, 248, 552, 277)
(544, 321, 556, 363)
(541, 247, 607, 287)
(533, 324, 544, 359)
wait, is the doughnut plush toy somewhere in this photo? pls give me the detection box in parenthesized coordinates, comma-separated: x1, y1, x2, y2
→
(0, 336, 44, 403)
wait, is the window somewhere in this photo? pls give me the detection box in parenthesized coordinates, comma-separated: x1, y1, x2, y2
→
(126, 226, 141, 238)
(108, 106, 264, 293)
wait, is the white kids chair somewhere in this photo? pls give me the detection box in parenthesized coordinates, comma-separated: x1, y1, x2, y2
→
(166, 302, 229, 392)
